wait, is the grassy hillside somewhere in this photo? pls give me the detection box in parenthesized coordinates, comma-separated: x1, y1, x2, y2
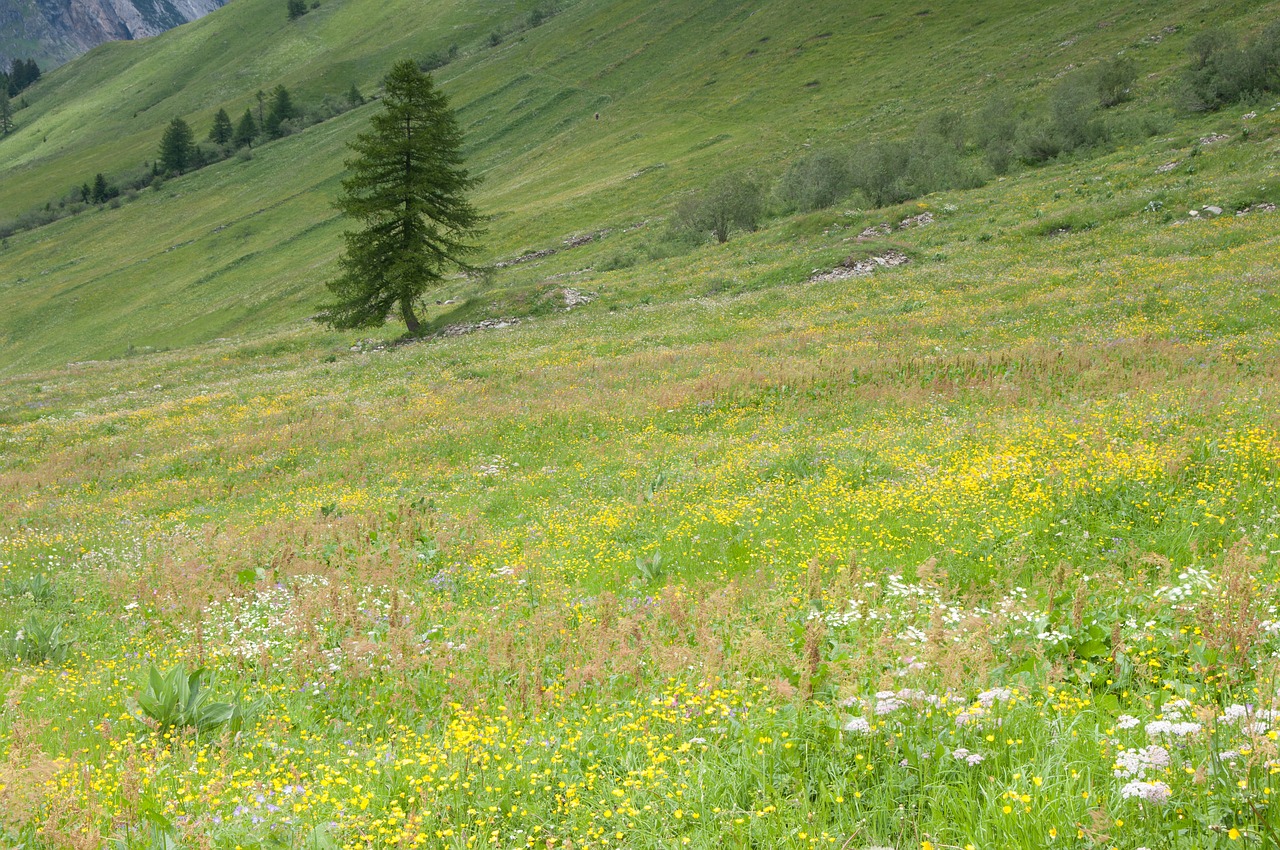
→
(2, 112, 1280, 846)
(0, 0, 1276, 372)
(3, 0, 1280, 847)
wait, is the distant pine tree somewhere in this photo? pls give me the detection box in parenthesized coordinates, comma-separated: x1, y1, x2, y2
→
(80, 182, 91, 203)
(7, 59, 40, 95)
(0, 89, 13, 136)
(287, 0, 307, 19)
(159, 117, 195, 174)
(347, 83, 364, 106)
(233, 109, 259, 148)
(264, 85, 296, 138)
(91, 173, 110, 204)
(209, 108, 234, 145)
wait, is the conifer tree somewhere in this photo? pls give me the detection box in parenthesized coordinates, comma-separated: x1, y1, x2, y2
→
(233, 108, 258, 148)
(320, 60, 483, 334)
(264, 85, 295, 138)
(209, 108, 234, 145)
(159, 117, 195, 174)
(0, 89, 13, 136)
(287, 0, 307, 19)
(91, 173, 109, 204)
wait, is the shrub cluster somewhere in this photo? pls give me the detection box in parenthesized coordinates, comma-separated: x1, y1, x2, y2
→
(1183, 22, 1280, 110)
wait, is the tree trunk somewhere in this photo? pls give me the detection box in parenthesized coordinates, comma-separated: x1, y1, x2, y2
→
(401, 298, 421, 335)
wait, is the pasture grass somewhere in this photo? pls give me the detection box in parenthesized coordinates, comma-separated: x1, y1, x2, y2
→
(1, 103, 1280, 848)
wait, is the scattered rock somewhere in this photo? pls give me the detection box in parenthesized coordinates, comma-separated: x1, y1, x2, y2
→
(810, 249, 910, 282)
(1155, 160, 1179, 173)
(564, 229, 611, 248)
(1236, 202, 1277, 216)
(897, 211, 934, 229)
(561, 288, 596, 309)
(1198, 133, 1229, 146)
(857, 223, 892, 240)
(1243, 111, 1258, 120)
(1203, 205, 1223, 216)
(437, 318, 521, 337)
(494, 247, 557, 269)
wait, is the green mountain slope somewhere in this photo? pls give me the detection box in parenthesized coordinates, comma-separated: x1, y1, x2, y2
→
(0, 0, 1276, 373)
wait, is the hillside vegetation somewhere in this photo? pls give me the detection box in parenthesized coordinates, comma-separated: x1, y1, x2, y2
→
(2, 0, 1280, 848)
(0, 0, 1276, 371)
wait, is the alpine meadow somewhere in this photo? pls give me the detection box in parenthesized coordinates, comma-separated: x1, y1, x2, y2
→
(1, 0, 1280, 849)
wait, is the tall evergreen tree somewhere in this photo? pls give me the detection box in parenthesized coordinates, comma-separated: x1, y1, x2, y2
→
(91, 173, 110, 204)
(263, 85, 296, 138)
(159, 117, 195, 174)
(319, 60, 483, 334)
(0, 89, 13, 136)
(233, 108, 259, 148)
(209, 108, 234, 145)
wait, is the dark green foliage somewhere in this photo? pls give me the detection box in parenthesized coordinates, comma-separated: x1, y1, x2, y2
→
(420, 44, 459, 72)
(320, 61, 483, 334)
(1048, 72, 1103, 149)
(1096, 56, 1139, 107)
(848, 140, 914, 207)
(208, 107, 234, 145)
(773, 148, 853, 212)
(287, 0, 307, 19)
(5, 58, 40, 96)
(0, 88, 12, 136)
(80, 182, 91, 203)
(674, 171, 763, 243)
(159, 117, 195, 174)
(1014, 70, 1105, 163)
(264, 85, 296, 138)
(1183, 21, 1280, 110)
(972, 91, 1019, 174)
(527, 3, 555, 27)
(488, 30, 504, 47)
(233, 108, 259, 148)
(916, 108, 966, 153)
(347, 83, 364, 106)
(91, 173, 113, 204)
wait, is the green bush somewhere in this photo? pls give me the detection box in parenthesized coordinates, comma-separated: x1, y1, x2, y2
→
(773, 148, 854, 212)
(1096, 56, 1139, 107)
(674, 172, 764, 243)
(1183, 21, 1280, 110)
(971, 92, 1020, 166)
(848, 140, 913, 207)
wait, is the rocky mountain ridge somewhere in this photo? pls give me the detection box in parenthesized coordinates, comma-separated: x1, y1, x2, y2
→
(0, 0, 226, 68)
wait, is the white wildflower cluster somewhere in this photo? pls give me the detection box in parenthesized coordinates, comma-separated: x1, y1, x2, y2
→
(195, 583, 298, 661)
(1119, 779, 1173, 804)
(1116, 714, 1141, 729)
(1145, 720, 1201, 739)
(842, 717, 871, 734)
(951, 747, 984, 765)
(1114, 745, 1171, 778)
(1154, 568, 1213, 604)
(851, 688, 944, 716)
